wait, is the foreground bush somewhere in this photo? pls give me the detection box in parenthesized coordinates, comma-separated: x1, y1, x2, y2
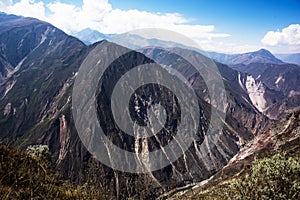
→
(0, 145, 106, 199)
(197, 152, 300, 199)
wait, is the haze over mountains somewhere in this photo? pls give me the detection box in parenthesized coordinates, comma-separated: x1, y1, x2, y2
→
(74, 28, 300, 66)
(0, 13, 299, 199)
(72, 28, 110, 45)
(275, 53, 300, 65)
(207, 49, 284, 65)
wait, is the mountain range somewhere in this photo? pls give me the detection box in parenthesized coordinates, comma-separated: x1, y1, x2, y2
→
(207, 48, 284, 65)
(72, 28, 111, 45)
(74, 28, 300, 66)
(276, 53, 300, 65)
(0, 12, 299, 199)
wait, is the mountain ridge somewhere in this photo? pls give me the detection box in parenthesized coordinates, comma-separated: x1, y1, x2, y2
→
(0, 13, 265, 198)
(207, 48, 284, 65)
(69, 27, 298, 68)
(276, 53, 300, 65)
(72, 28, 111, 45)
(0, 12, 299, 199)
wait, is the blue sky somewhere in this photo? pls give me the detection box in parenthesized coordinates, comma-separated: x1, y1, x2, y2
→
(111, 0, 300, 45)
(1, 0, 299, 53)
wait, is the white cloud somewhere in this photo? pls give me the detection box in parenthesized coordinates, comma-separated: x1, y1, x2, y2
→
(0, 0, 12, 10)
(1, 0, 229, 39)
(44, 0, 229, 41)
(4, 0, 46, 20)
(261, 24, 300, 53)
(97, 9, 229, 39)
(46, 0, 112, 32)
(0, 0, 267, 53)
(81, 0, 112, 20)
(46, 2, 81, 32)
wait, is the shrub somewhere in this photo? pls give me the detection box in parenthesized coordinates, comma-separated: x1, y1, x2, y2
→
(196, 152, 300, 199)
(0, 145, 106, 199)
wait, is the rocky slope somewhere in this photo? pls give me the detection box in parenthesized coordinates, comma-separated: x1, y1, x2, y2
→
(140, 47, 286, 121)
(0, 13, 298, 199)
(163, 110, 300, 199)
(140, 47, 270, 133)
(208, 48, 300, 119)
(231, 62, 300, 119)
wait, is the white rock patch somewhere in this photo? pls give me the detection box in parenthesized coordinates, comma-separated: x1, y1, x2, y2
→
(4, 103, 11, 116)
(245, 75, 267, 112)
(3, 80, 16, 97)
(275, 75, 285, 88)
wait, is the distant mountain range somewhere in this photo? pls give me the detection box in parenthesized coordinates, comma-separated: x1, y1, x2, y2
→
(207, 49, 284, 65)
(275, 53, 300, 65)
(0, 12, 299, 199)
(73, 28, 300, 66)
(72, 28, 112, 45)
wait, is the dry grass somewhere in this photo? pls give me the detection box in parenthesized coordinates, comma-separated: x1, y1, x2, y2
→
(0, 145, 107, 200)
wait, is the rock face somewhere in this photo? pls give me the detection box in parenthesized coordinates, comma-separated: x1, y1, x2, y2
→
(0, 13, 296, 199)
(0, 12, 92, 185)
(208, 48, 300, 119)
(140, 47, 269, 134)
(231, 62, 300, 119)
(164, 111, 300, 199)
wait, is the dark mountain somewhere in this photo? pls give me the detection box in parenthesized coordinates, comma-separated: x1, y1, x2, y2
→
(232, 63, 300, 95)
(276, 53, 300, 65)
(230, 62, 300, 119)
(0, 13, 87, 83)
(0, 12, 298, 199)
(107, 36, 297, 120)
(73, 28, 110, 45)
(0, 13, 266, 199)
(207, 47, 300, 119)
(208, 49, 284, 65)
(0, 11, 92, 185)
(140, 47, 263, 121)
(140, 47, 289, 119)
(0, 13, 144, 198)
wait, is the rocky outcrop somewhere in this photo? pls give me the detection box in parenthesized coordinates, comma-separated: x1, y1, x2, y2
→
(168, 111, 300, 199)
(57, 114, 69, 163)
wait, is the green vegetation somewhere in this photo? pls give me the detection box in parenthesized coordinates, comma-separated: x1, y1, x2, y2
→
(0, 145, 106, 200)
(195, 152, 300, 199)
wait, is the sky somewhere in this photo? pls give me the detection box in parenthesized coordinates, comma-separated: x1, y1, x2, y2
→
(0, 0, 299, 54)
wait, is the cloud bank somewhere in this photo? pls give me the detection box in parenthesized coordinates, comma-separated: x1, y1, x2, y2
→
(1, 0, 228, 38)
(0, 0, 236, 52)
(1, 0, 299, 53)
(262, 24, 300, 53)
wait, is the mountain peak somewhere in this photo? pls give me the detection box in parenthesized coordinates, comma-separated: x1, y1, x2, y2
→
(73, 28, 108, 45)
(255, 48, 274, 56)
(257, 48, 270, 52)
(208, 48, 283, 65)
(244, 48, 284, 64)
